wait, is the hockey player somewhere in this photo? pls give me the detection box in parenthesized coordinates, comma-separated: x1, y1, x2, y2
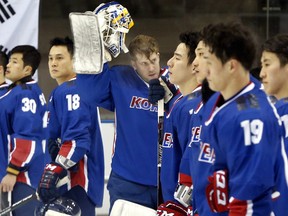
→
(0, 45, 47, 216)
(75, 2, 181, 214)
(182, 39, 263, 216)
(37, 37, 105, 216)
(200, 22, 282, 215)
(178, 39, 224, 216)
(77, 33, 173, 212)
(260, 33, 288, 215)
(0, 51, 8, 96)
(148, 31, 200, 213)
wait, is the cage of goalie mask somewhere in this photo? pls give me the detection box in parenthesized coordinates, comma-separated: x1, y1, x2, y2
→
(34, 197, 81, 216)
(94, 1, 134, 58)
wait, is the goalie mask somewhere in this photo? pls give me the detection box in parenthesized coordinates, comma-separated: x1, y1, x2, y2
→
(94, 1, 134, 58)
(34, 197, 81, 216)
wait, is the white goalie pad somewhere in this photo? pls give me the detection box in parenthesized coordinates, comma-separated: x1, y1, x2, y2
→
(110, 199, 157, 216)
(69, 12, 104, 74)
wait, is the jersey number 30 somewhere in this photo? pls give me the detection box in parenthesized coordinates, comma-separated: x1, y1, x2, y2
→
(22, 97, 37, 114)
(240, 119, 263, 146)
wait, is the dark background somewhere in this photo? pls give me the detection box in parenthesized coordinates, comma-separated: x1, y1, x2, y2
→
(38, 0, 288, 119)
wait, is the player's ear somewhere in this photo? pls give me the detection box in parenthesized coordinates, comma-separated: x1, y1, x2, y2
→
(0, 65, 4, 74)
(283, 63, 288, 74)
(228, 59, 237, 74)
(23, 65, 33, 76)
(130, 59, 137, 70)
(189, 62, 195, 75)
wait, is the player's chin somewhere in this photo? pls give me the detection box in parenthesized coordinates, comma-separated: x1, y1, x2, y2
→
(262, 82, 268, 89)
(49, 73, 58, 80)
(148, 74, 159, 81)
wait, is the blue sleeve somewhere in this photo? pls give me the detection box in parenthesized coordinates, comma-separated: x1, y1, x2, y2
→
(76, 63, 114, 111)
(272, 137, 288, 215)
(4, 87, 45, 169)
(174, 104, 192, 153)
(179, 145, 191, 177)
(272, 101, 288, 215)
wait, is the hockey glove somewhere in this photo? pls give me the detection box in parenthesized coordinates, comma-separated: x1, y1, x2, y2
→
(38, 162, 67, 203)
(205, 170, 229, 213)
(157, 201, 188, 216)
(148, 78, 165, 104)
(48, 138, 60, 161)
(148, 76, 178, 104)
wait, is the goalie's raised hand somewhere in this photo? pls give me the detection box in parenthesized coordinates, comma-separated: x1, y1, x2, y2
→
(94, 1, 134, 58)
(38, 162, 67, 203)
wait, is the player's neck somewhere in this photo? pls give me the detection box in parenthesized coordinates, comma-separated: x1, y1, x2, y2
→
(274, 83, 288, 100)
(56, 72, 76, 85)
(179, 78, 198, 96)
(221, 71, 250, 100)
(0, 77, 5, 84)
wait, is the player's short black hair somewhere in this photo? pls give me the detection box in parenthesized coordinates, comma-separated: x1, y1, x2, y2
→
(179, 31, 200, 65)
(262, 34, 288, 67)
(49, 36, 74, 57)
(0, 51, 8, 72)
(10, 45, 41, 76)
(250, 67, 261, 81)
(201, 22, 256, 71)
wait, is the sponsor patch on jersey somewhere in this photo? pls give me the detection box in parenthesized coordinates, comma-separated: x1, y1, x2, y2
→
(198, 142, 215, 164)
(130, 96, 157, 112)
(236, 93, 259, 110)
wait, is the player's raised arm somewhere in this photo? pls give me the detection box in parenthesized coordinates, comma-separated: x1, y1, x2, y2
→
(74, 2, 134, 109)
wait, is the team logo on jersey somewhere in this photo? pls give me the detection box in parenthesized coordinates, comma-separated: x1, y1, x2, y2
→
(189, 126, 202, 145)
(0, 0, 15, 23)
(162, 132, 173, 148)
(198, 142, 215, 164)
(130, 96, 157, 112)
(188, 126, 201, 148)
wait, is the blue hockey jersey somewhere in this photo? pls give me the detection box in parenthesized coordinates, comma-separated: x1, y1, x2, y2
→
(202, 82, 281, 215)
(271, 98, 288, 215)
(77, 63, 169, 186)
(181, 91, 227, 216)
(0, 80, 47, 189)
(0, 82, 8, 96)
(48, 77, 104, 206)
(161, 86, 202, 202)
